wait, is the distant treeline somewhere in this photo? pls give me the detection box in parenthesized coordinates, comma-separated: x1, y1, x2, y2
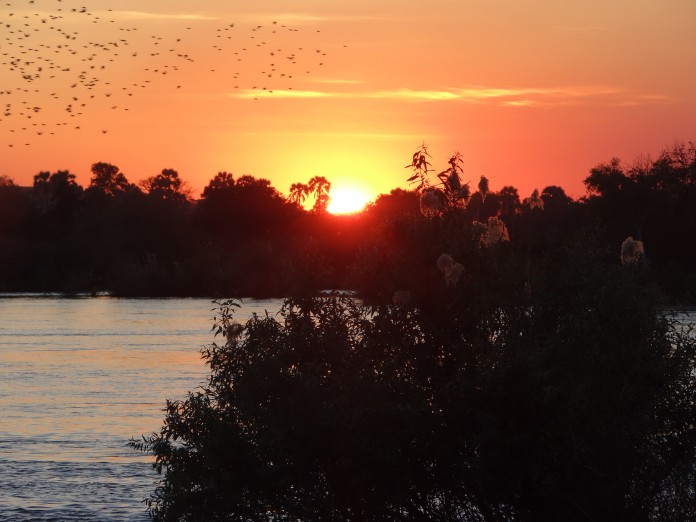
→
(1, 141, 695, 302)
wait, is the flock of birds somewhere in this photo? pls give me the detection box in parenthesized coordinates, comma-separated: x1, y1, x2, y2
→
(1, 0, 341, 148)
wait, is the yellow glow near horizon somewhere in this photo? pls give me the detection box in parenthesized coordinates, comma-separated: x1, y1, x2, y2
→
(1, 1, 694, 199)
(326, 187, 371, 214)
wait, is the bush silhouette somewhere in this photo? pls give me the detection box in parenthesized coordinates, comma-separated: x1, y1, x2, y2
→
(132, 235, 695, 520)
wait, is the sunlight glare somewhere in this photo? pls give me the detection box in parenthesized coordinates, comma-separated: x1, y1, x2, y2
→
(327, 187, 371, 214)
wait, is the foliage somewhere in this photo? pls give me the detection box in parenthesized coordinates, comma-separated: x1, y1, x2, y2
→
(31, 169, 84, 224)
(131, 148, 696, 520)
(288, 176, 332, 213)
(582, 140, 696, 300)
(201, 171, 236, 198)
(132, 238, 696, 520)
(1, 141, 696, 299)
(406, 144, 471, 216)
(141, 168, 191, 203)
(88, 162, 135, 197)
(196, 173, 302, 252)
(0, 174, 17, 187)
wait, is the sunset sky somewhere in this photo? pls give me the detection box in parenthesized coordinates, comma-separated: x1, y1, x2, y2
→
(2, 0, 695, 201)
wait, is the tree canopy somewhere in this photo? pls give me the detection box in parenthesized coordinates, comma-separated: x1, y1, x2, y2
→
(88, 162, 134, 197)
(0, 141, 695, 300)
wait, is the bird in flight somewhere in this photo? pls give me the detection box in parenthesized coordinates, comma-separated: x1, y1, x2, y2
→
(1, 1, 346, 146)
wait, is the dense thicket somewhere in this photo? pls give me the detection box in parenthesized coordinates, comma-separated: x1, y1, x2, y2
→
(1, 141, 695, 301)
(130, 159, 696, 519)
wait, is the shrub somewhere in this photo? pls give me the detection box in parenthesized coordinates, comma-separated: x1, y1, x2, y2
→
(132, 239, 695, 520)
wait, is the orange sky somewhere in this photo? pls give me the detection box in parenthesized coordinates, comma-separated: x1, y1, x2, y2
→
(1, 0, 695, 201)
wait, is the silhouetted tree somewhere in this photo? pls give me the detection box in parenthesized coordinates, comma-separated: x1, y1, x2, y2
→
(288, 182, 309, 207)
(288, 176, 332, 212)
(307, 176, 331, 212)
(582, 143, 696, 301)
(192, 173, 308, 294)
(649, 141, 696, 189)
(198, 174, 283, 238)
(363, 188, 419, 220)
(201, 171, 235, 199)
(498, 185, 521, 221)
(141, 168, 191, 203)
(584, 157, 628, 197)
(583, 157, 655, 241)
(32, 169, 83, 223)
(0, 174, 17, 187)
(540, 185, 572, 207)
(224, 175, 300, 241)
(87, 162, 135, 197)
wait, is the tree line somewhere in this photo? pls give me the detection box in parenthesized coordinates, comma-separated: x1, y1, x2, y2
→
(0, 140, 695, 302)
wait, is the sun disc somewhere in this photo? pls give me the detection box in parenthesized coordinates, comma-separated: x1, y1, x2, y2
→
(327, 188, 370, 214)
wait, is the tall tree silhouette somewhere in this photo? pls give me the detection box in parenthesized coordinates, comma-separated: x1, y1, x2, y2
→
(288, 182, 309, 207)
(288, 176, 331, 212)
(88, 162, 135, 197)
(308, 176, 331, 212)
(141, 168, 190, 203)
(201, 171, 235, 199)
(32, 170, 83, 223)
(197, 174, 299, 242)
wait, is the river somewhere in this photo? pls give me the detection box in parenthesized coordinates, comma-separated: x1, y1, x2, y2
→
(0, 297, 693, 521)
(0, 296, 284, 521)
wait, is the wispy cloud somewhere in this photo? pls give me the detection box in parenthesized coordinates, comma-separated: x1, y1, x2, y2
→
(230, 85, 672, 107)
(363, 85, 672, 107)
(503, 100, 535, 107)
(105, 11, 218, 21)
(366, 89, 461, 101)
(235, 12, 381, 25)
(235, 12, 329, 25)
(235, 89, 339, 99)
(362, 86, 629, 104)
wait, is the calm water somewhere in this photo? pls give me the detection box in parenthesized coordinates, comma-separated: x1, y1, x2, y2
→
(0, 296, 283, 521)
(0, 298, 693, 521)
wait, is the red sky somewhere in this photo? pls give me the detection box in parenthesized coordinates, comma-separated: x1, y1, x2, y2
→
(2, 0, 695, 201)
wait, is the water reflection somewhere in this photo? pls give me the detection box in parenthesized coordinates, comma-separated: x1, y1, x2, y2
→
(0, 296, 283, 521)
(2, 296, 691, 520)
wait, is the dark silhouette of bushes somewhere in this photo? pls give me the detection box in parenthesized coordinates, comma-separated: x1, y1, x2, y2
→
(128, 145, 696, 520)
(131, 236, 696, 520)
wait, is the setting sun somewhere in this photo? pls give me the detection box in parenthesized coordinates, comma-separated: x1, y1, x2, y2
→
(326, 187, 371, 214)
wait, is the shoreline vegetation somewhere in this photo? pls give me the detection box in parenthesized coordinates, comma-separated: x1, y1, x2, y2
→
(3, 143, 694, 519)
(127, 145, 695, 520)
(1, 141, 696, 305)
